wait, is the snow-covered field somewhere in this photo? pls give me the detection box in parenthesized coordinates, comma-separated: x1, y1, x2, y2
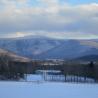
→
(26, 74, 43, 81)
(0, 81, 98, 98)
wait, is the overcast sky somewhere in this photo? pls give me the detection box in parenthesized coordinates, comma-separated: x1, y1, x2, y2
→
(0, 0, 98, 39)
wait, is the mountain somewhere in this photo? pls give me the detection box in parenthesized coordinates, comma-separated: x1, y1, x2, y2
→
(0, 36, 65, 59)
(37, 40, 98, 59)
(0, 36, 98, 59)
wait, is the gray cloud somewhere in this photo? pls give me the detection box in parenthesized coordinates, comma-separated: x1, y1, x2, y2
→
(0, 0, 98, 38)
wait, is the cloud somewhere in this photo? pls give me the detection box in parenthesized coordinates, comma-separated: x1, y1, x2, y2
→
(0, 0, 98, 39)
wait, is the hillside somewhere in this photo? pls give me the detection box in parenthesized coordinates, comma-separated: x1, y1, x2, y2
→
(0, 48, 31, 62)
(0, 36, 98, 59)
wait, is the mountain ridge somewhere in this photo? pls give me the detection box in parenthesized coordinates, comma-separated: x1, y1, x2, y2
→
(0, 35, 98, 60)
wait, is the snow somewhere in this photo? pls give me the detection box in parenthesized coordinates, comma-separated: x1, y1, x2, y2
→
(0, 82, 98, 98)
(26, 74, 43, 81)
(26, 74, 95, 83)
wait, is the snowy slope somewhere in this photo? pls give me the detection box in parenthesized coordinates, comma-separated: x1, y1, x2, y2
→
(38, 40, 98, 59)
(0, 82, 98, 98)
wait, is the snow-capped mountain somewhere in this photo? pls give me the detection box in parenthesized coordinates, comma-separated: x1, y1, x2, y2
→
(37, 40, 98, 59)
(0, 36, 98, 59)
